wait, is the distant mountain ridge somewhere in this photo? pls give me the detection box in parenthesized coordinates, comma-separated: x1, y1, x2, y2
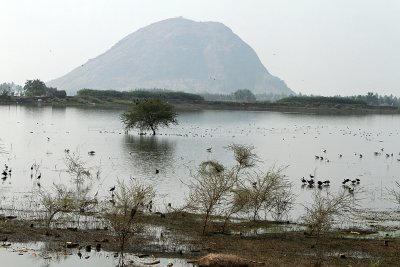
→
(47, 17, 294, 96)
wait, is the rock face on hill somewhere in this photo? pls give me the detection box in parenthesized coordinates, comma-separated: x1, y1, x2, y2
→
(48, 17, 293, 96)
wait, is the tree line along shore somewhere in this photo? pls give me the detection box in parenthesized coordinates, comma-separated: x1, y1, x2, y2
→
(1, 79, 400, 113)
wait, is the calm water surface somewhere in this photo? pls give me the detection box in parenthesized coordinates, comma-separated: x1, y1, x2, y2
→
(0, 242, 193, 267)
(0, 105, 399, 221)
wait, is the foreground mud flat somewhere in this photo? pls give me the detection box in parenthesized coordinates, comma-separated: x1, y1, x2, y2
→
(0, 211, 399, 267)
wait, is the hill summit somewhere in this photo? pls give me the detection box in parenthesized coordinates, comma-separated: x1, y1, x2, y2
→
(48, 17, 294, 96)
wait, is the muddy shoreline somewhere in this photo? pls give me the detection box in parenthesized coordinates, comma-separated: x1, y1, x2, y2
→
(1, 212, 399, 266)
(1, 97, 400, 115)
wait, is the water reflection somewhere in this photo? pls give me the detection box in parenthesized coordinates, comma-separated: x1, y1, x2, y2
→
(50, 106, 67, 117)
(122, 135, 175, 176)
(22, 105, 47, 118)
(0, 242, 193, 267)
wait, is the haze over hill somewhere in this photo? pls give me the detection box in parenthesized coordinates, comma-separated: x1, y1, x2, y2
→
(48, 17, 293, 96)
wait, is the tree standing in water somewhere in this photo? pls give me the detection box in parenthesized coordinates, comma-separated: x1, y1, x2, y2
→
(121, 98, 177, 135)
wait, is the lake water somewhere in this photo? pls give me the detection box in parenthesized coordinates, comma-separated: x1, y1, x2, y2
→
(0, 242, 193, 267)
(0, 104, 399, 223)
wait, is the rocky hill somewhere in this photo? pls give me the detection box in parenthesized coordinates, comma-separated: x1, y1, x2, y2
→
(48, 17, 294, 96)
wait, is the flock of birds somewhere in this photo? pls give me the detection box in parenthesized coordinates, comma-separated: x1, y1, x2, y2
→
(1, 146, 163, 205)
(299, 146, 400, 194)
(1, 163, 41, 191)
(1, 164, 11, 181)
(300, 174, 361, 194)
(29, 163, 42, 188)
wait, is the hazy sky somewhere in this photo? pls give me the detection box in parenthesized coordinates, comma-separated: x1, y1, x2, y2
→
(1, 0, 399, 96)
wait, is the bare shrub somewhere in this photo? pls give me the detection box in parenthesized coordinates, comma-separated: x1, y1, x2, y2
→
(64, 151, 92, 189)
(302, 189, 359, 240)
(213, 144, 259, 232)
(388, 181, 400, 205)
(186, 160, 236, 234)
(64, 151, 98, 213)
(269, 185, 294, 221)
(39, 184, 76, 229)
(101, 178, 155, 252)
(227, 144, 259, 178)
(36, 152, 99, 231)
(236, 167, 293, 221)
(187, 144, 294, 234)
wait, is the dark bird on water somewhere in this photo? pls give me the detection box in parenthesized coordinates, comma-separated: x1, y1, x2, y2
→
(155, 169, 159, 174)
(342, 178, 350, 184)
(109, 186, 115, 192)
(88, 151, 95, 155)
